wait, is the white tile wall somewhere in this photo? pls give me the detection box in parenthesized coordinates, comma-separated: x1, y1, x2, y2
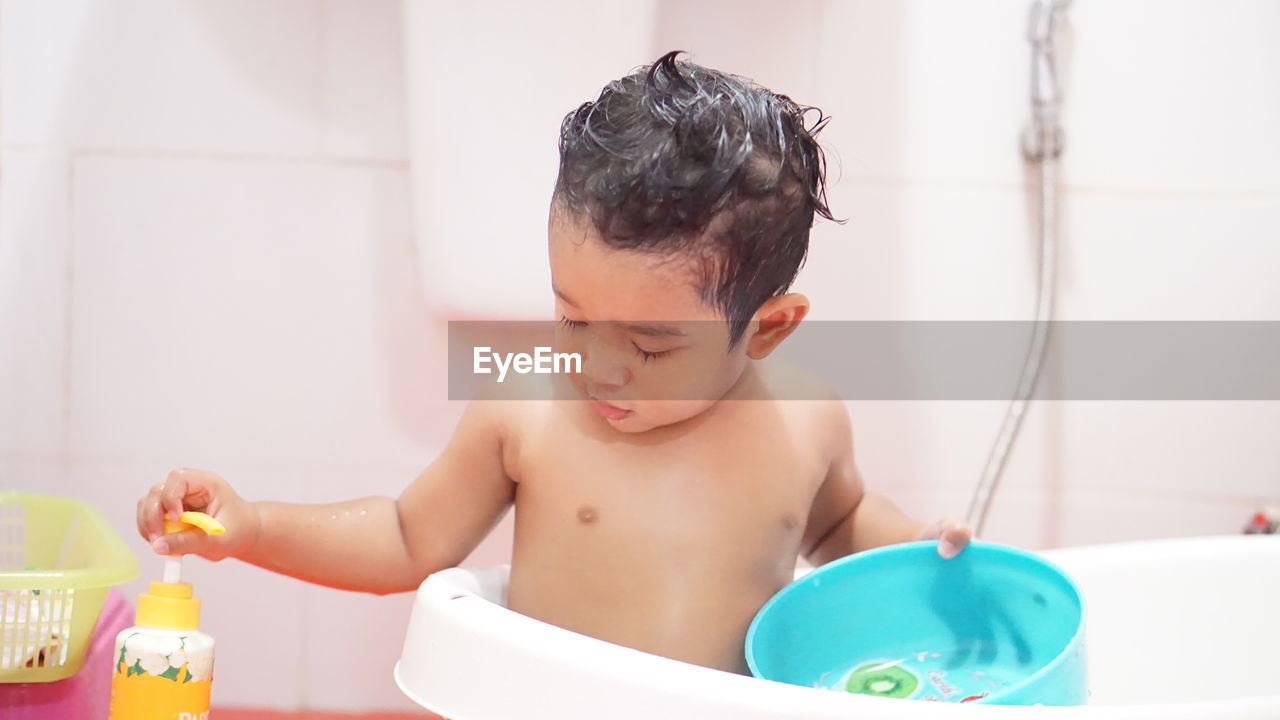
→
(811, 1, 915, 183)
(869, 400, 1278, 549)
(2, 0, 410, 161)
(0, 150, 71, 458)
(1063, 0, 1280, 193)
(851, 400, 1062, 539)
(297, 456, 512, 710)
(812, 0, 1280, 192)
(0, 457, 66, 495)
(919, 482, 1262, 551)
(814, 0, 1029, 186)
(1, 0, 440, 710)
(403, 0, 657, 319)
(66, 154, 430, 467)
(652, 0, 824, 107)
(795, 182, 911, 321)
(296, 460, 511, 710)
(1057, 190, 1280, 320)
(2, 0, 324, 155)
(0, 0, 94, 147)
(1050, 402, 1280, 501)
(319, 0, 408, 161)
(894, 184, 1040, 320)
(195, 560, 310, 709)
(1051, 486, 1261, 547)
(3, 0, 1278, 713)
(301, 585, 421, 712)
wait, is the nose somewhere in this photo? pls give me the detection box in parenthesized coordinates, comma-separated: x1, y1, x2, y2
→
(580, 336, 630, 390)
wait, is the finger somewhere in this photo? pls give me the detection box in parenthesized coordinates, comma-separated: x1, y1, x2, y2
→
(152, 529, 206, 557)
(938, 538, 960, 559)
(942, 523, 971, 546)
(141, 486, 166, 542)
(136, 494, 151, 542)
(161, 469, 191, 521)
(938, 523, 971, 559)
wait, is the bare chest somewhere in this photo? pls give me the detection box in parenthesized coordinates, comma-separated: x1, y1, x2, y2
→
(507, 405, 827, 577)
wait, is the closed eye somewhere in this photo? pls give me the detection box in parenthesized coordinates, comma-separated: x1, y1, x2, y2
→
(633, 343, 671, 362)
(558, 316, 587, 330)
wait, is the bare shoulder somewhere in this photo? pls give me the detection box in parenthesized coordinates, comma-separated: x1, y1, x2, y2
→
(755, 356, 839, 401)
(754, 357, 852, 450)
(467, 368, 566, 423)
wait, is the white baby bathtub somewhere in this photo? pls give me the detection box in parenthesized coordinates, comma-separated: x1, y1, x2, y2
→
(395, 535, 1280, 719)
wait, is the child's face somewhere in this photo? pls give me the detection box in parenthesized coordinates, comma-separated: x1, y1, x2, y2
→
(548, 207, 751, 433)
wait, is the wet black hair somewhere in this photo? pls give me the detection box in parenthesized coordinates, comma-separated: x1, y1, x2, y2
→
(554, 51, 838, 346)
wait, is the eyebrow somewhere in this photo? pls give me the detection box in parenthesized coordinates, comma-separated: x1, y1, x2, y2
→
(553, 286, 688, 338)
(552, 285, 577, 307)
(624, 323, 687, 338)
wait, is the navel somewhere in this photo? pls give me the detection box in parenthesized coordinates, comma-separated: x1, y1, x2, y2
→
(577, 505, 599, 524)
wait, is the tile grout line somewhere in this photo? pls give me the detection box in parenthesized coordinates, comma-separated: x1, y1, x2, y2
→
(0, 0, 5, 148)
(63, 151, 75, 488)
(7, 148, 1273, 201)
(313, 0, 328, 166)
(303, 4, 327, 706)
(827, 175, 1280, 202)
(57, 452, 437, 481)
(892, 482, 1270, 509)
(68, 146, 408, 171)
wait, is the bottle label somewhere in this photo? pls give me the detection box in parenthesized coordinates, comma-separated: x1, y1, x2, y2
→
(109, 630, 214, 720)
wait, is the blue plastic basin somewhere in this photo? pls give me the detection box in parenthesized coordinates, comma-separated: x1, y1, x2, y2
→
(746, 540, 1087, 705)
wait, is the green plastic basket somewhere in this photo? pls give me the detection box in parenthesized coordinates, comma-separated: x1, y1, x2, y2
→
(0, 492, 138, 682)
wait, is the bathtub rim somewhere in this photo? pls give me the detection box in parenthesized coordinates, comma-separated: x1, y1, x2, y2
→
(395, 534, 1280, 720)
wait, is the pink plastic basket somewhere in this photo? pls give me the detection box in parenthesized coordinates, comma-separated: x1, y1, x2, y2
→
(0, 587, 133, 719)
(0, 493, 137, 682)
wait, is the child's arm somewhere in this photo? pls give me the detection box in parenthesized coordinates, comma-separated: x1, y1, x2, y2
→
(800, 401, 969, 568)
(137, 400, 514, 594)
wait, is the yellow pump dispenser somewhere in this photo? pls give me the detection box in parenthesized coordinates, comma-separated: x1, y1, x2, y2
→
(109, 511, 224, 720)
(133, 512, 224, 630)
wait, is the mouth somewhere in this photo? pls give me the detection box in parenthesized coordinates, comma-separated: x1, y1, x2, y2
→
(590, 397, 632, 421)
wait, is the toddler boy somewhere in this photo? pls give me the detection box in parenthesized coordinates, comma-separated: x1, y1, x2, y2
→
(137, 51, 971, 675)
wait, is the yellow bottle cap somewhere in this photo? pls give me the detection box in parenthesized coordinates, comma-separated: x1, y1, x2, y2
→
(137, 511, 224, 629)
(136, 581, 201, 629)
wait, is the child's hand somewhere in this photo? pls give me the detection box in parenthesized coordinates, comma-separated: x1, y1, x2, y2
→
(918, 516, 972, 559)
(135, 467, 260, 561)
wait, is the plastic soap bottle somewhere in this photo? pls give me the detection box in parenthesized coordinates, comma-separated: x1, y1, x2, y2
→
(108, 511, 224, 720)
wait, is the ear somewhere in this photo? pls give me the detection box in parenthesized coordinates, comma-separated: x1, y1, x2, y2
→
(744, 293, 810, 360)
